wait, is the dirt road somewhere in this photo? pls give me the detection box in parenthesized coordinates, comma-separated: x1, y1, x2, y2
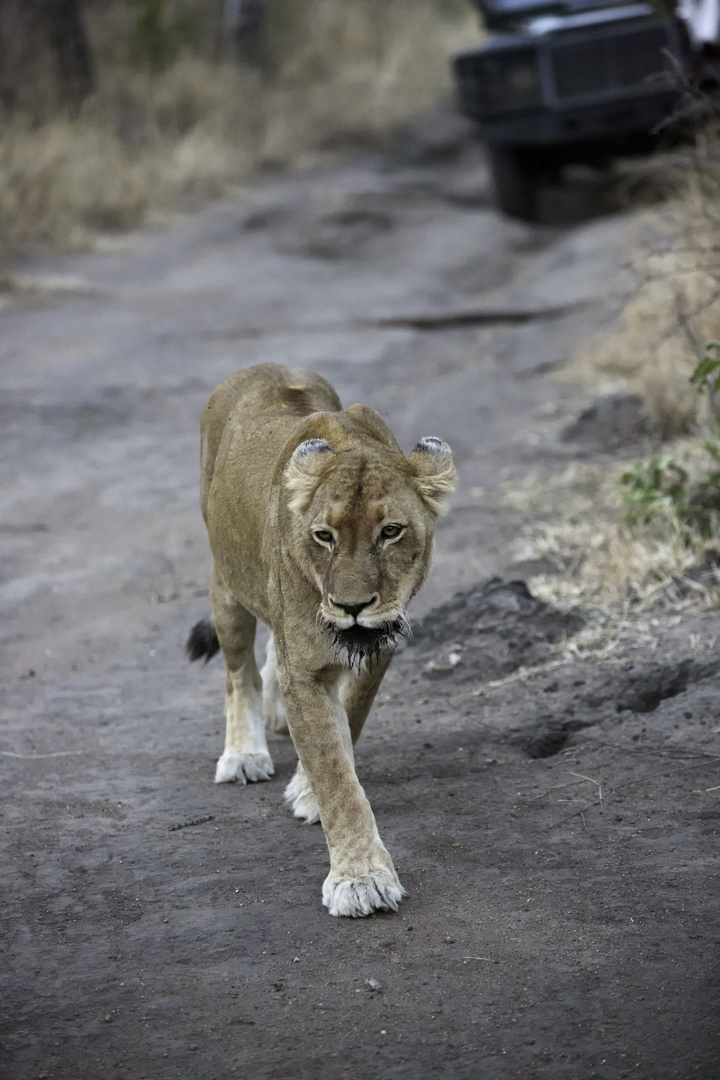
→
(2, 129, 719, 1079)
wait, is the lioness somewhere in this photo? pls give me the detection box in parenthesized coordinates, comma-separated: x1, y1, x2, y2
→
(187, 363, 455, 917)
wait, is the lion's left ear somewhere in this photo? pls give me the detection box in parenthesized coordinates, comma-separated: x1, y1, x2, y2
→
(408, 437, 456, 515)
(284, 438, 334, 513)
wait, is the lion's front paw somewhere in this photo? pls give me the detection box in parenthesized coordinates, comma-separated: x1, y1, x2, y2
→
(284, 768, 320, 824)
(322, 868, 406, 918)
(214, 750, 275, 784)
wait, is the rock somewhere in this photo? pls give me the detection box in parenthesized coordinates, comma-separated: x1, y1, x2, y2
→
(561, 393, 648, 449)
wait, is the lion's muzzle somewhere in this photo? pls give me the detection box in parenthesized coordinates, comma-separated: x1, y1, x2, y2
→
(325, 619, 404, 671)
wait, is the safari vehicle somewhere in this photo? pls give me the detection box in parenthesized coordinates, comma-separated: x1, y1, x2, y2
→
(453, 0, 691, 218)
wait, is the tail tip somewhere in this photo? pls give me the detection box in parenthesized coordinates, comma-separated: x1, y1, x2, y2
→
(186, 618, 220, 664)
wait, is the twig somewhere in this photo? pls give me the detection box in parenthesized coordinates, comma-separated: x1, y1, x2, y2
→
(470, 658, 567, 696)
(462, 956, 498, 963)
(567, 771, 603, 809)
(168, 814, 214, 832)
(528, 779, 586, 801)
(548, 757, 720, 829)
(0, 750, 85, 759)
(571, 733, 717, 760)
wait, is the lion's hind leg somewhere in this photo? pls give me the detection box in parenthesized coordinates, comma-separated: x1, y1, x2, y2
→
(261, 633, 289, 735)
(284, 760, 320, 824)
(211, 570, 275, 784)
(340, 652, 393, 746)
(261, 633, 319, 821)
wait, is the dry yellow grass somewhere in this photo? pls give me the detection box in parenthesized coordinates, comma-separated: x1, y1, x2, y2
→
(565, 257, 720, 438)
(0, 60, 261, 247)
(489, 136, 720, 662)
(501, 448, 720, 629)
(564, 138, 720, 438)
(0, 0, 479, 251)
(541, 133, 720, 634)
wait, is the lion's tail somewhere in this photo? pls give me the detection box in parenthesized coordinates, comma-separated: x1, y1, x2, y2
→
(186, 618, 220, 664)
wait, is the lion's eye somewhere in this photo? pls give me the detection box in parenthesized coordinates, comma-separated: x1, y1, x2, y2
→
(313, 529, 334, 546)
(380, 524, 403, 540)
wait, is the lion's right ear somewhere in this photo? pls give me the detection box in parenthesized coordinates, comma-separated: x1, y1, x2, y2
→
(408, 437, 456, 515)
(284, 439, 334, 513)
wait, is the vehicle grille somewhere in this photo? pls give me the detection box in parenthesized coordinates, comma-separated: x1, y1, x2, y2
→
(551, 26, 672, 101)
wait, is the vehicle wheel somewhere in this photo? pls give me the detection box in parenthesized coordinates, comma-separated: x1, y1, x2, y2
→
(487, 145, 541, 221)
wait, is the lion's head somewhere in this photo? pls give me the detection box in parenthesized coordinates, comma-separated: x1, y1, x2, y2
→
(282, 411, 456, 669)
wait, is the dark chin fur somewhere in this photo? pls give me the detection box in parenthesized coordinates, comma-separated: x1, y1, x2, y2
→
(328, 620, 404, 671)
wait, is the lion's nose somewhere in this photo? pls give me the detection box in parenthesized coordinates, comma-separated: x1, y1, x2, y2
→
(331, 596, 378, 619)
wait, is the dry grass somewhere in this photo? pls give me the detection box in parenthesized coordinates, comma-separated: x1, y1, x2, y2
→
(0, 0, 478, 251)
(565, 254, 720, 438)
(500, 448, 720, 630)
(0, 60, 261, 247)
(564, 135, 720, 439)
(539, 130, 720, 643)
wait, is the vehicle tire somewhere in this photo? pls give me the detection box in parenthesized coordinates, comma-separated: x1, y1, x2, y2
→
(487, 145, 541, 221)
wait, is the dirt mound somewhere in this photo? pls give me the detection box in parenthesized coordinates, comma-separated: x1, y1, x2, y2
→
(581, 656, 720, 715)
(406, 577, 584, 683)
(509, 655, 720, 762)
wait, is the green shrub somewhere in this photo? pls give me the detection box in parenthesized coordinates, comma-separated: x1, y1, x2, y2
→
(620, 342, 720, 533)
(620, 455, 690, 525)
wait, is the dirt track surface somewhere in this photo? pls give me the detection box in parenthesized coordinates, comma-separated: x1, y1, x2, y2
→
(2, 128, 719, 1079)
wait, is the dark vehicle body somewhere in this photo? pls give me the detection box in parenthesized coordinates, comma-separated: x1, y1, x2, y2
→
(454, 0, 691, 217)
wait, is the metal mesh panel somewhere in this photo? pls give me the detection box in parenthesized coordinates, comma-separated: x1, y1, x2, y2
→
(551, 26, 670, 101)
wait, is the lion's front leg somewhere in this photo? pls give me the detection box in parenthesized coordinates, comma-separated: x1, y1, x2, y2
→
(278, 664, 404, 918)
(285, 657, 393, 825)
(211, 570, 274, 784)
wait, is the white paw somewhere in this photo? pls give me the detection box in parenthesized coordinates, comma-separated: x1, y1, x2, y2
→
(214, 750, 275, 784)
(284, 768, 320, 824)
(322, 869, 406, 918)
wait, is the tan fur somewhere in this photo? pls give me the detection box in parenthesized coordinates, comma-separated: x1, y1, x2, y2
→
(197, 363, 456, 917)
